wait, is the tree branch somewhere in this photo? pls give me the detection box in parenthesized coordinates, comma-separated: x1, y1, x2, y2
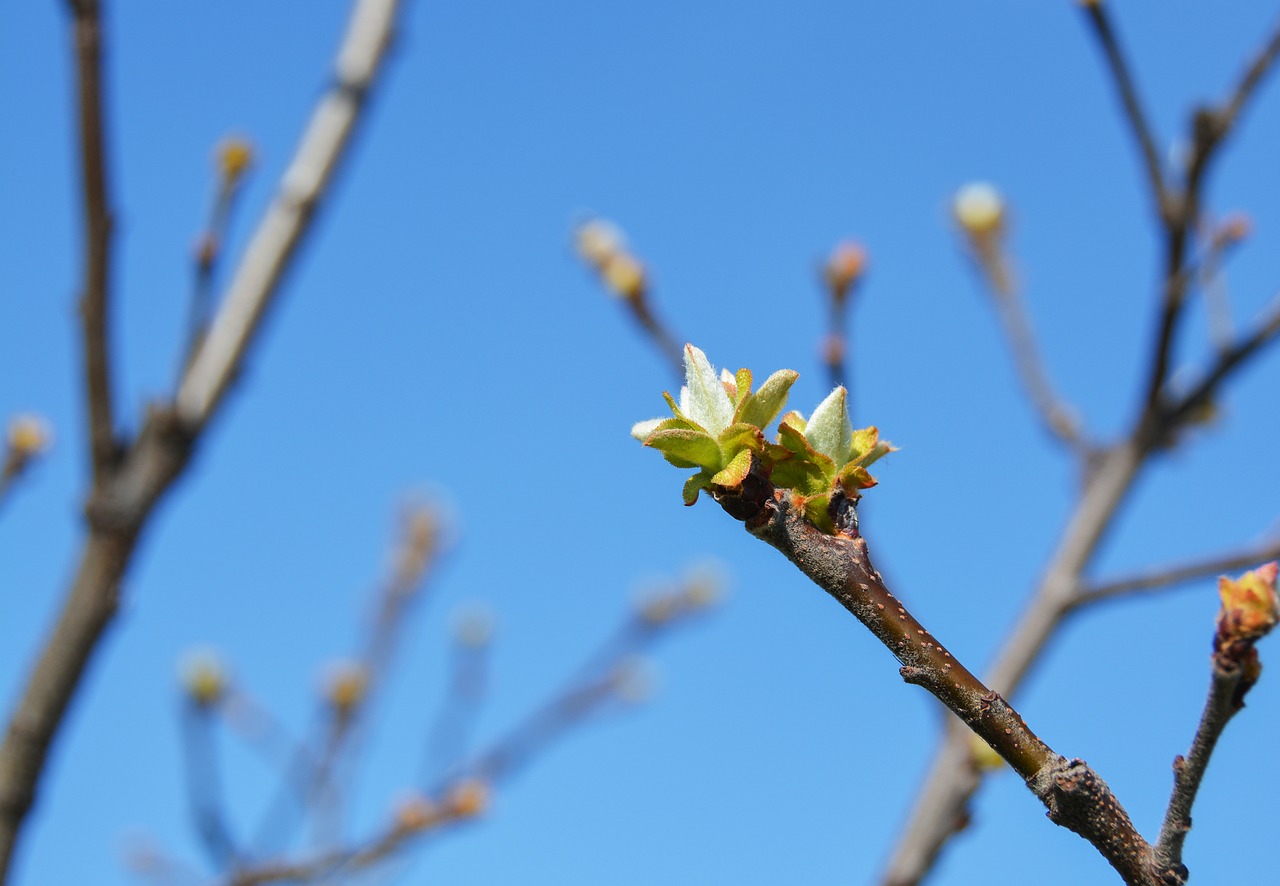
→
(176, 0, 401, 428)
(67, 0, 118, 482)
(713, 472, 1164, 884)
(1071, 536, 1280, 610)
(0, 3, 404, 880)
(1079, 1, 1169, 220)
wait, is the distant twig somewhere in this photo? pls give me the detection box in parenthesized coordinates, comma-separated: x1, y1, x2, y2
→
(1079, 1, 1169, 219)
(1071, 535, 1280, 610)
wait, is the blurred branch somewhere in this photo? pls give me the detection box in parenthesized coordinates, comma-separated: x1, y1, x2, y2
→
(819, 241, 867, 400)
(0, 3, 404, 881)
(575, 218, 684, 379)
(176, 0, 400, 426)
(1079, 1, 1169, 219)
(1142, 16, 1280, 418)
(1070, 535, 1280, 610)
(954, 184, 1088, 454)
(67, 0, 119, 483)
(422, 608, 494, 784)
(179, 700, 240, 872)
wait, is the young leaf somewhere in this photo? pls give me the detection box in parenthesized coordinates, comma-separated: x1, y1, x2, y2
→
(680, 344, 734, 436)
(737, 369, 799, 429)
(805, 386, 853, 466)
(646, 428, 723, 471)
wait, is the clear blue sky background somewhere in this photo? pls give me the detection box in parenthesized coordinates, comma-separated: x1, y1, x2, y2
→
(3, 2, 1279, 884)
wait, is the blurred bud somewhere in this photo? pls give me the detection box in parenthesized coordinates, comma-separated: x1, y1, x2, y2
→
(216, 135, 254, 185)
(637, 590, 679, 625)
(601, 252, 647, 302)
(446, 779, 490, 818)
(393, 503, 441, 589)
(324, 661, 369, 714)
(7, 414, 52, 458)
(179, 648, 228, 707)
(953, 182, 1005, 237)
(575, 218, 625, 268)
(453, 603, 496, 648)
(824, 241, 868, 302)
(1217, 212, 1252, 246)
(612, 656, 655, 704)
(969, 735, 1005, 772)
(1217, 562, 1280, 643)
(393, 792, 439, 832)
(682, 562, 725, 609)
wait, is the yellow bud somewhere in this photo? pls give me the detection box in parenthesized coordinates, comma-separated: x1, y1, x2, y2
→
(1217, 562, 1280, 641)
(324, 661, 368, 713)
(953, 182, 1005, 236)
(1218, 212, 1252, 245)
(601, 251, 647, 301)
(446, 779, 489, 818)
(179, 649, 228, 707)
(638, 592, 678, 625)
(216, 136, 254, 184)
(7, 414, 52, 457)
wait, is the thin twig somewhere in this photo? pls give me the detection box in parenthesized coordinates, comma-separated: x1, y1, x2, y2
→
(1079, 1, 1169, 219)
(179, 700, 240, 871)
(1070, 536, 1280, 610)
(67, 0, 118, 482)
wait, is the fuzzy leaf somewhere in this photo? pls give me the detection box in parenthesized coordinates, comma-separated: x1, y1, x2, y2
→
(737, 369, 799, 429)
(646, 428, 722, 471)
(682, 471, 714, 506)
(662, 391, 701, 430)
(680, 344, 734, 436)
(837, 462, 878, 491)
(778, 410, 806, 433)
(716, 422, 765, 458)
(773, 424, 834, 495)
(710, 447, 753, 489)
(734, 368, 753, 409)
(631, 418, 664, 442)
(805, 386, 853, 466)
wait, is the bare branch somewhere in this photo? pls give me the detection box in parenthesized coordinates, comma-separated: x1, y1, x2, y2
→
(1071, 536, 1280, 610)
(176, 0, 402, 428)
(67, 0, 119, 481)
(710, 467, 1163, 884)
(1079, 1, 1170, 219)
(0, 4, 405, 880)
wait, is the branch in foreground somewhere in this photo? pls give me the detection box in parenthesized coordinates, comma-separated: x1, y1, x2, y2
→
(0, 3, 404, 881)
(1151, 563, 1279, 878)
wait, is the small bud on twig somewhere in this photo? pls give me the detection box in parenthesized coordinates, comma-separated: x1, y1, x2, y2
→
(323, 661, 369, 715)
(179, 648, 228, 708)
(953, 182, 1006, 237)
(1216, 562, 1279, 645)
(823, 241, 868, 305)
(445, 779, 489, 818)
(215, 135, 255, 187)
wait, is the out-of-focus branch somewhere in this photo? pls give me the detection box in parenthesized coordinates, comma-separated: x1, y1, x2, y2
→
(1079, 0, 1169, 220)
(575, 218, 685, 379)
(179, 698, 239, 872)
(953, 184, 1088, 454)
(1070, 535, 1280, 610)
(176, 0, 401, 427)
(66, 0, 119, 483)
(0, 4, 404, 881)
(819, 241, 867, 400)
(1141, 17, 1280, 418)
(422, 606, 494, 784)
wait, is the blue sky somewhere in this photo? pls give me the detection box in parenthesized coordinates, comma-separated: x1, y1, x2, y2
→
(3, 2, 1279, 884)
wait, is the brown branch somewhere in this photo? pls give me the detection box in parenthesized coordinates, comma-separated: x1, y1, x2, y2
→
(712, 472, 1162, 884)
(1150, 662, 1247, 881)
(0, 4, 404, 881)
(1070, 536, 1280, 610)
(1079, 1, 1170, 220)
(67, 0, 118, 482)
(882, 439, 1146, 885)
